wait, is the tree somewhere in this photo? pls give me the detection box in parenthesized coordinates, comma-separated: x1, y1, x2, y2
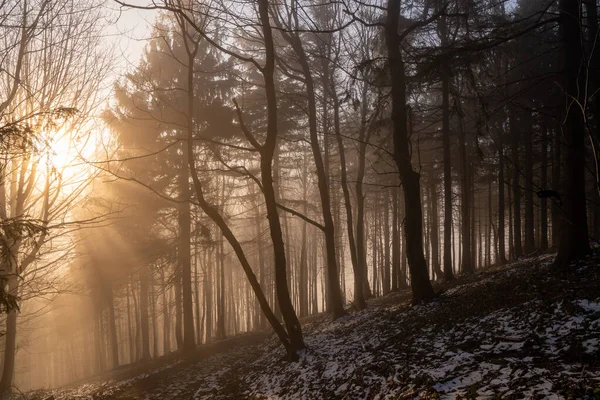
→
(552, 0, 590, 269)
(438, 0, 455, 281)
(116, 0, 306, 360)
(273, 1, 346, 317)
(385, 0, 435, 303)
(0, 0, 112, 393)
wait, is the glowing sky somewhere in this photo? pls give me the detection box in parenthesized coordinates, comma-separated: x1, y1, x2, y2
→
(105, 0, 158, 73)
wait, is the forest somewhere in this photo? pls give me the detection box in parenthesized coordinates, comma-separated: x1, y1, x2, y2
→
(0, 0, 599, 398)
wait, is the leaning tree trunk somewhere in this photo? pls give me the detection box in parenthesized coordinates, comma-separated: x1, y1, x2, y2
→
(386, 0, 435, 303)
(178, 7, 303, 359)
(250, 0, 306, 354)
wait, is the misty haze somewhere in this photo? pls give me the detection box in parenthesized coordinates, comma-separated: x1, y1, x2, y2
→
(0, 0, 599, 399)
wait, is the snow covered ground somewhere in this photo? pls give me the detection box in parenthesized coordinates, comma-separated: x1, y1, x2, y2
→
(25, 252, 600, 399)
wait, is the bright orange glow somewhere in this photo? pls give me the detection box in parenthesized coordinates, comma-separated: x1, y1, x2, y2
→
(41, 125, 101, 186)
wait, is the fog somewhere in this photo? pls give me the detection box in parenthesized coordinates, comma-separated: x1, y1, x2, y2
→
(0, 0, 598, 397)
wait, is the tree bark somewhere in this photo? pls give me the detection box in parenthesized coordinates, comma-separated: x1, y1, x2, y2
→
(510, 107, 523, 258)
(384, 199, 391, 294)
(429, 170, 443, 280)
(204, 249, 213, 342)
(458, 105, 473, 274)
(256, 0, 305, 355)
(524, 114, 535, 254)
(139, 267, 151, 361)
(355, 93, 372, 299)
(282, 13, 346, 318)
(177, 3, 304, 359)
(553, 0, 591, 269)
(0, 275, 19, 395)
(179, 24, 199, 353)
(540, 121, 549, 250)
(386, 0, 435, 303)
(107, 285, 120, 368)
(333, 80, 365, 309)
(392, 188, 401, 291)
(498, 146, 507, 264)
(552, 124, 561, 247)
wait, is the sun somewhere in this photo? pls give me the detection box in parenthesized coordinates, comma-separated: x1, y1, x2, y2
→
(41, 125, 99, 183)
(46, 128, 75, 170)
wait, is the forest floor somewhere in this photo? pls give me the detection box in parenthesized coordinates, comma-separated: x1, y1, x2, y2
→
(24, 251, 600, 400)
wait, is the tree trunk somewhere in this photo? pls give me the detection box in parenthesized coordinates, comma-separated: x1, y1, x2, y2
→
(139, 268, 151, 361)
(386, 0, 435, 302)
(179, 4, 303, 359)
(0, 275, 19, 395)
(498, 146, 507, 264)
(353, 82, 372, 302)
(194, 251, 202, 344)
(333, 83, 365, 309)
(284, 16, 346, 318)
(107, 285, 120, 369)
(524, 114, 535, 254)
(254, 0, 305, 356)
(216, 231, 226, 340)
(298, 153, 309, 317)
(159, 272, 170, 355)
(392, 188, 401, 291)
(585, 0, 600, 156)
(487, 177, 492, 266)
(552, 124, 562, 247)
(439, 2, 455, 282)
(179, 30, 200, 354)
(384, 199, 391, 294)
(179, 157, 196, 352)
(429, 171, 443, 280)
(553, 0, 591, 269)
(510, 107, 523, 258)
(127, 279, 135, 361)
(458, 105, 473, 274)
(204, 249, 213, 342)
(508, 166, 514, 259)
(540, 121, 549, 250)
(372, 208, 379, 296)
(173, 263, 183, 351)
(178, 152, 196, 353)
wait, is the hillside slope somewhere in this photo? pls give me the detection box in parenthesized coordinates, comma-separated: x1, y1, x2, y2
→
(28, 253, 600, 399)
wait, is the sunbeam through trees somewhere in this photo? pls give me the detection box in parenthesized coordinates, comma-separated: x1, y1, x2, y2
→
(1, 0, 600, 398)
